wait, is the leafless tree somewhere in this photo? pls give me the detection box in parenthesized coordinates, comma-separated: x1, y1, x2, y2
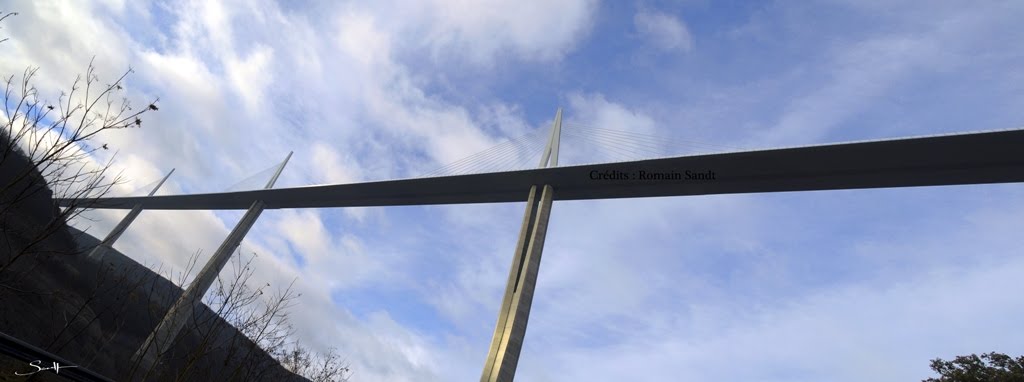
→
(1, 11, 350, 381)
(1, 10, 162, 377)
(0, 11, 16, 45)
(126, 250, 351, 382)
(1, 59, 159, 288)
(280, 342, 352, 382)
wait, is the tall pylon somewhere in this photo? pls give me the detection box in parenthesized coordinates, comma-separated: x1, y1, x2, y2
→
(129, 152, 292, 379)
(87, 168, 175, 261)
(481, 108, 561, 381)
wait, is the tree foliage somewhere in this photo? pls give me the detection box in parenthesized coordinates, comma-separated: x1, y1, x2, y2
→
(923, 352, 1024, 382)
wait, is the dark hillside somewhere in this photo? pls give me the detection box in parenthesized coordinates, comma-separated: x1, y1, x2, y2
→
(0, 135, 306, 381)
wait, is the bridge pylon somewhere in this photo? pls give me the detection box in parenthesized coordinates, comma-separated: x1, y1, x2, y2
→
(128, 152, 292, 379)
(87, 168, 175, 261)
(481, 108, 561, 382)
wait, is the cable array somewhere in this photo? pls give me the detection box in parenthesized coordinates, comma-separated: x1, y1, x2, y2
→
(221, 161, 282, 192)
(559, 123, 742, 165)
(420, 128, 551, 177)
(125, 177, 163, 196)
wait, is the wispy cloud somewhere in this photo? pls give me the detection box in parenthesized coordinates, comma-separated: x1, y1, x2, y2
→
(4, 0, 1024, 380)
(634, 9, 694, 53)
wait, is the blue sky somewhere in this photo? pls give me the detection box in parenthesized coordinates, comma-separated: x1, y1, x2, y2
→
(3, 1, 1024, 381)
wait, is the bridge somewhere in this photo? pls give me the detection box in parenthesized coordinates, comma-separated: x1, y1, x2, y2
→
(57, 109, 1024, 381)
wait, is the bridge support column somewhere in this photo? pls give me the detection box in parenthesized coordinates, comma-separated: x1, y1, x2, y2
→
(481, 108, 561, 381)
(87, 168, 175, 261)
(481, 184, 554, 382)
(129, 152, 291, 378)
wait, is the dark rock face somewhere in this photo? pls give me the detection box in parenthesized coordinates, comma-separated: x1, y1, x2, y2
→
(1, 135, 307, 381)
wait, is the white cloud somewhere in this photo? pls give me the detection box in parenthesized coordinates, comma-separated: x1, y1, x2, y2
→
(272, 209, 392, 290)
(567, 92, 658, 133)
(421, 0, 598, 65)
(519, 256, 1024, 381)
(309, 143, 362, 185)
(760, 36, 944, 145)
(226, 44, 273, 112)
(507, 187, 1024, 381)
(0, 2, 131, 100)
(6, 0, 1024, 381)
(336, 11, 393, 68)
(748, 3, 1020, 146)
(634, 10, 694, 53)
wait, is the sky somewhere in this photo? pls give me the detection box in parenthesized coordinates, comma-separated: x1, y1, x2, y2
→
(3, 0, 1024, 381)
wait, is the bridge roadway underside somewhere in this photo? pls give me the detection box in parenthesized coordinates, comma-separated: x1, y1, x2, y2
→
(61, 129, 1024, 210)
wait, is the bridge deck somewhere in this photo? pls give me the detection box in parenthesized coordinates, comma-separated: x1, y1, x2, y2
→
(60, 128, 1024, 210)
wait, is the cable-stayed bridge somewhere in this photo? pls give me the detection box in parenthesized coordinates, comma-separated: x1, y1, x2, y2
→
(71, 127, 1024, 210)
(57, 109, 1024, 381)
